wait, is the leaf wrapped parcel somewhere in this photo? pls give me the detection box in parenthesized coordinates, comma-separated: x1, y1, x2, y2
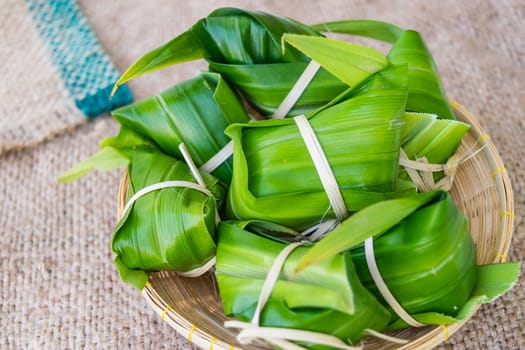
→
(294, 191, 520, 329)
(112, 7, 391, 116)
(113, 146, 227, 289)
(215, 221, 391, 346)
(225, 65, 413, 229)
(59, 126, 226, 290)
(112, 72, 249, 183)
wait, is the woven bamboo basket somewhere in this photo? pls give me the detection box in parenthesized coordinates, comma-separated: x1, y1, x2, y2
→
(117, 100, 514, 350)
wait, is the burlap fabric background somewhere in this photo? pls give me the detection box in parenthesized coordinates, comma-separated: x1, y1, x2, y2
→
(1, 0, 523, 349)
(0, 0, 85, 154)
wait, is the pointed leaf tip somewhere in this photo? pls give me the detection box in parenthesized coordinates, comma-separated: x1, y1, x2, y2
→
(283, 33, 387, 87)
(110, 83, 120, 99)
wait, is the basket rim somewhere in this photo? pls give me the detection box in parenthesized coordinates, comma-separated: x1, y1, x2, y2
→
(120, 99, 514, 350)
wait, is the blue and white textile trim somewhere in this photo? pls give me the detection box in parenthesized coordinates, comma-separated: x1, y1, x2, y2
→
(24, 0, 132, 118)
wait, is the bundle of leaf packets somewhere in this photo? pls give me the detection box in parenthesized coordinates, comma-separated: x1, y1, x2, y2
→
(60, 7, 519, 349)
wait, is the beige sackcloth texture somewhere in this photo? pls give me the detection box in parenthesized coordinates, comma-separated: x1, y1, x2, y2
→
(0, 0, 85, 155)
(1, 0, 523, 349)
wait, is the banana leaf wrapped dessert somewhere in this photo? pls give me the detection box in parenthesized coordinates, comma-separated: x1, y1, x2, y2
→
(111, 72, 249, 183)
(111, 8, 391, 116)
(215, 221, 391, 348)
(112, 9, 454, 119)
(225, 65, 412, 229)
(217, 192, 518, 349)
(280, 33, 470, 187)
(60, 128, 227, 289)
(295, 191, 519, 331)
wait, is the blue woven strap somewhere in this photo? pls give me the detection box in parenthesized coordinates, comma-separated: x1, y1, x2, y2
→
(24, 0, 132, 117)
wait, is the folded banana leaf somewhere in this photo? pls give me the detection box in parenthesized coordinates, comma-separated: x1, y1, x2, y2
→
(280, 33, 466, 185)
(293, 191, 520, 329)
(389, 30, 455, 119)
(309, 20, 455, 119)
(275, 31, 468, 182)
(311, 19, 403, 44)
(112, 8, 388, 116)
(350, 191, 477, 323)
(208, 61, 348, 116)
(112, 7, 317, 85)
(59, 127, 226, 289)
(112, 72, 249, 183)
(401, 112, 468, 161)
(225, 65, 413, 230)
(215, 221, 391, 346)
(399, 112, 470, 182)
(113, 146, 226, 289)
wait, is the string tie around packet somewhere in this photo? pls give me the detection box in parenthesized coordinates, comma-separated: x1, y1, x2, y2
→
(224, 242, 363, 350)
(119, 143, 220, 278)
(399, 138, 487, 192)
(225, 230, 411, 348)
(364, 238, 423, 329)
(222, 114, 414, 346)
(200, 60, 321, 174)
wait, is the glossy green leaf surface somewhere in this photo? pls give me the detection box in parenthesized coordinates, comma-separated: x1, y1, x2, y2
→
(386, 262, 520, 330)
(350, 192, 477, 324)
(295, 191, 441, 272)
(225, 65, 412, 229)
(113, 9, 407, 117)
(113, 7, 319, 91)
(112, 147, 227, 289)
(112, 72, 248, 183)
(216, 222, 391, 344)
(401, 112, 469, 162)
(388, 30, 454, 118)
(311, 20, 454, 118)
(399, 112, 470, 181)
(209, 61, 348, 116)
(283, 34, 388, 88)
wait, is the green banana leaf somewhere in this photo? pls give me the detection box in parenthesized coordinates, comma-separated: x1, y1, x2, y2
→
(350, 192, 477, 323)
(225, 65, 413, 230)
(399, 112, 470, 182)
(208, 61, 348, 116)
(388, 30, 454, 119)
(112, 8, 394, 117)
(292, 190, 519, 329)
(385, 262, 520, 330)
(401, 112, 469, 162)
(216, 221, 391, 345)
(59, 127, 226, 289)
(112, 7, 319, 91)
(299, 21, 455, 119)
(282, 34, 388, 88)
(294, 191, 441, 272)
(210, 32, 388, 115)
(113, 146, 227, 289)
(112, 72, 249, 183)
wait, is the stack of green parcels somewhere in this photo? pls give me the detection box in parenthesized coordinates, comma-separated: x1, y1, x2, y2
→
(60, 8, 519, 349)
